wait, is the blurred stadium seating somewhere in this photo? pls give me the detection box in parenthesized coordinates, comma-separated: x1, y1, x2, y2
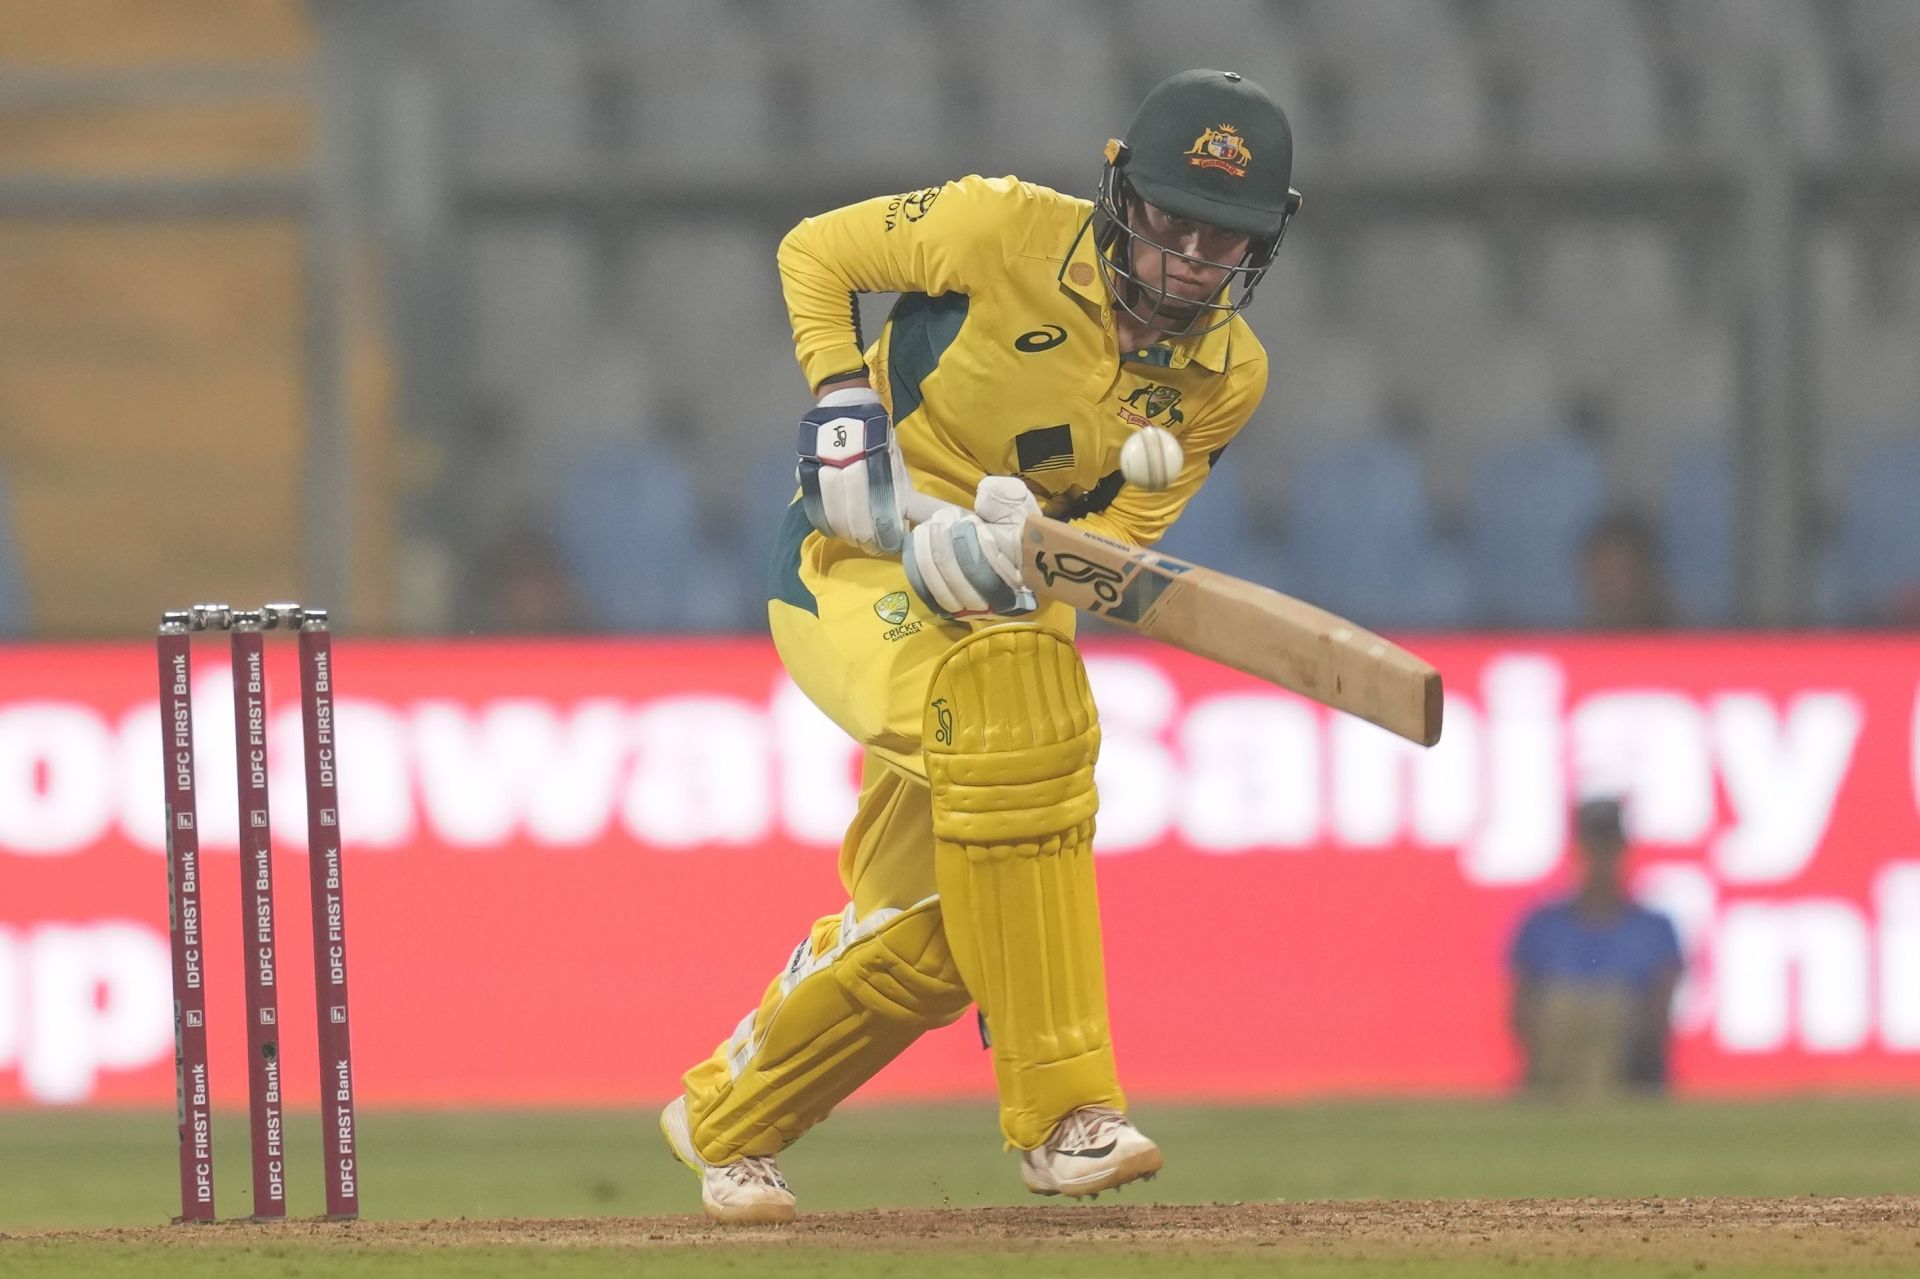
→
(1280, 435, 1472, 629)
(0, 468, 27, 636)
(1659, 441, 1739, 628)
(551, 436, 744, 632)
(1466, 432, 1610, 628)
(1829, 439, 1920, 624)
(0, 0, 1914, 634)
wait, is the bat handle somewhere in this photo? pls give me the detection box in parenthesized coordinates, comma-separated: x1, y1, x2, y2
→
(903, 488, 962, 526)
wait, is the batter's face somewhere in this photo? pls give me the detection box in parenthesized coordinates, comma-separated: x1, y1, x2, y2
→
(1124, 198, 1251, 328)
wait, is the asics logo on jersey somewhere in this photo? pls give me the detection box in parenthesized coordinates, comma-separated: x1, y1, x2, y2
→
(1013, 325, 1067, 353)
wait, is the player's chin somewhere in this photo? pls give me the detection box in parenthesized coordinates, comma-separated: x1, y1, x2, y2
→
(1131, 288, 1196, 322)
(1151, 300, 1207, 332)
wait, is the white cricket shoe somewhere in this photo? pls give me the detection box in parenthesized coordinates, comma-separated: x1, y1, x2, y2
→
(1019, 1105, 1164, 1198)
(660, 1095, 796, 1224)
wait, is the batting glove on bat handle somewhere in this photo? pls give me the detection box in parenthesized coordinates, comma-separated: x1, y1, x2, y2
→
(900, 477, 1039, 620)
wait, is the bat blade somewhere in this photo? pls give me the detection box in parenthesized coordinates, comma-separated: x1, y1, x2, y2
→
(1021, 514, 1443, 747)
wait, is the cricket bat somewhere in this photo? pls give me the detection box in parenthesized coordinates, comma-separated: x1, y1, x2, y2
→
(906, 492, 1443, 747)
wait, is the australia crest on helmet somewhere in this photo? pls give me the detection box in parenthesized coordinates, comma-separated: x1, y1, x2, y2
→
(1186, 123, 1251, 178)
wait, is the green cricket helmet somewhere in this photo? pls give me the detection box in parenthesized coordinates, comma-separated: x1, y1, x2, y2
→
(1081, 68, 1303, 336)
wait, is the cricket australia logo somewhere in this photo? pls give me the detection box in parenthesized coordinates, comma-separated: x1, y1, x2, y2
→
(1186, 124, 1251, 177)
(1117, 383, 1184, 428)
(875, 590, 922, 642)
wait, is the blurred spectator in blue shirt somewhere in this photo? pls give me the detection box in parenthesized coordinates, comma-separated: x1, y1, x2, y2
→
(1509, 798, 1683, 1098)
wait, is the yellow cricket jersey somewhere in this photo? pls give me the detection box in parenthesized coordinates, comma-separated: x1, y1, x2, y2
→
(777, 174, 1269, 549)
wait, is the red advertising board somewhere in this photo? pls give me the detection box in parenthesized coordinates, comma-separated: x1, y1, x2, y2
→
(1, 635, 1917, 1108)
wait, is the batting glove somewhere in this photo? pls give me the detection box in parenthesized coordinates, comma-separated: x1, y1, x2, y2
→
(796, 387, 910, 555)
(902, 476, 1039, 620)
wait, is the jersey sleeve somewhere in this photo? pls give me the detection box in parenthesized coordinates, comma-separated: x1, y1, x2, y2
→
(777, 175, 1019, 394)
(1073, 352, 1269, 549)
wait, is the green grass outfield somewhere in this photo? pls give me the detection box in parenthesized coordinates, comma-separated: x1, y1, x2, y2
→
(4, 1098, 1920, 1276)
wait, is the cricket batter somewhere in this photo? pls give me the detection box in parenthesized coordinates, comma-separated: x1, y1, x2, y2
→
(662, 69, 1301, 1222)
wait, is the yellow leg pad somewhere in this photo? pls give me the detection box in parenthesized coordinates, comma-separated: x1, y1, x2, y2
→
(681, 896, 970, 1163)
(924, 623, 1124, 1150)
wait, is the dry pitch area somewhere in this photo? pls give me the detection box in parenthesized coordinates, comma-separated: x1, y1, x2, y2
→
(14, 1197, 1920, 1277)
(6, 1102, 1920, 1276)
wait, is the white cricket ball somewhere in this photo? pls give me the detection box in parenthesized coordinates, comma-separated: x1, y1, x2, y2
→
(1120, 425, 1184, 491)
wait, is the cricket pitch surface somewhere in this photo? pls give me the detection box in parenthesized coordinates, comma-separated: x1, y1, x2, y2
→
(16, 1196, 1920, 1278)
